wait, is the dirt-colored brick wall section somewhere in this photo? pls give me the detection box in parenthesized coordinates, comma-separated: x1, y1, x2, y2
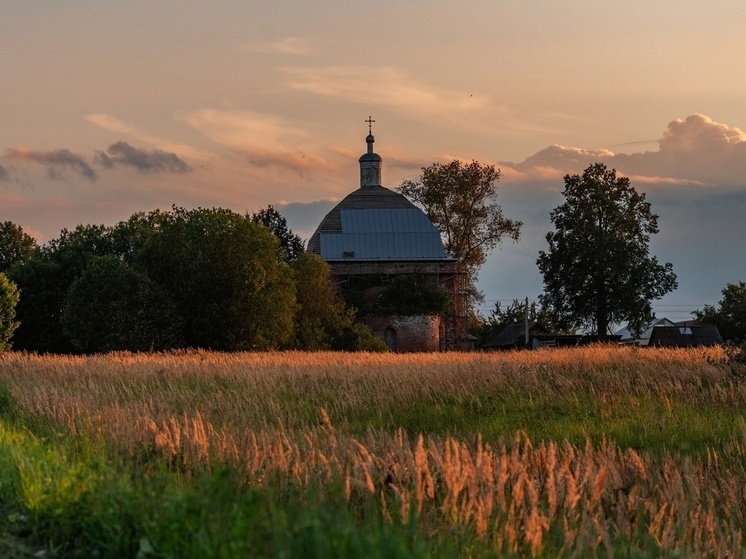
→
(362, 315, 441, 353)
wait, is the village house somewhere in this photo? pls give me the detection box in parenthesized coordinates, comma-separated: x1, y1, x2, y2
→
(616, 318, 722, 347)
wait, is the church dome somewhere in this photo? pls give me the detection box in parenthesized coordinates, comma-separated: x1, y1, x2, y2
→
(307, 129, 452, 262)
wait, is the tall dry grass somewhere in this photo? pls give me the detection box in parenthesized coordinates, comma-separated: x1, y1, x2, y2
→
(1, 346, 745, 557)
(1, 346, 739, 431)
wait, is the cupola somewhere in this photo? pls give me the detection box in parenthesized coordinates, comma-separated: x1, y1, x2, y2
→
(359, 117, 382, 187)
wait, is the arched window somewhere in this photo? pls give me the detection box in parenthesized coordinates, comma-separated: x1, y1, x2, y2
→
(384, 327, 397, 352)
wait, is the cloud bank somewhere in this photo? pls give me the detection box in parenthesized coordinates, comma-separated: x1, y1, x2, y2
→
(501, 115, 746, 189)
(6, 148, 98, 181)
(613, 115, 746, 187)
(2, 142, 191, 184)
(95, 141, 192, 174)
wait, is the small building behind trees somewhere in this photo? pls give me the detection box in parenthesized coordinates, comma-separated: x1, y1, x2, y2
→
(615, 317, 677, 346)
(616, 318, 722, 347)
(482, 322, 547, 350)
(307, 126, 467, 351)
(483, 322, 621, 350)
(647, 325, 722, 348)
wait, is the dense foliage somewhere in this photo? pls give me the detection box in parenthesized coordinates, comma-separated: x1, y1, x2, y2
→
(0, 273, 19, 351)
(8, 208, 375, 353)
(344, 274, 451, 318)
(137, 207, 297, 350)
(398, 160, 522, 308)
(538, 163, 677, 339)
(61, 255, 183, 352)
(291, 253, 387, 351)
(695, 281, 746, 344)
(0, 221, 38, 274)
(250, 205, 305, 264)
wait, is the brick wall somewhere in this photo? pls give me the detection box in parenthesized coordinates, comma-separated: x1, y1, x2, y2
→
(362, 314, 441, 352)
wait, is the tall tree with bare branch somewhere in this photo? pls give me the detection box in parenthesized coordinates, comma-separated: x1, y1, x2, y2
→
(399, 159, 522, 307)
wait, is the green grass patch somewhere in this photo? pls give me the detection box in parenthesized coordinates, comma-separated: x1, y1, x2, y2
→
(341, 388, 743, 462)
(2, 350, 745, 557)
(0, 413, 467, 559)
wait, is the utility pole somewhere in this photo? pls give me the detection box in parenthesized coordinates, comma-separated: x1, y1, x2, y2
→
(524, 296, 529, 347)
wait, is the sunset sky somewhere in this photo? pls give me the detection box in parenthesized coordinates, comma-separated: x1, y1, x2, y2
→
(2, 1, 745, 323)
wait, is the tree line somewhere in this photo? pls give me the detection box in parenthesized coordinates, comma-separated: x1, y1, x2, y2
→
(1, 161, 744, 353)
(0, 207, 385, 353)
(398, 160, 743, 345)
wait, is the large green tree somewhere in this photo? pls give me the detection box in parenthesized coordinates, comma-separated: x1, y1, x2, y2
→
(0, 272, 20, 351)
(138, 207, 297, 350)
(290, 253, 386, 351)
(10, 224, 112, 353)
(61, 255, 182, 353)
(0, 221, 38, 274)
(398, 160, 522, 306)
(694, 281, 746, 344)
(11, 208, 300, 353)
(537, 163, 677, 340)
(250, 205, 305, 264)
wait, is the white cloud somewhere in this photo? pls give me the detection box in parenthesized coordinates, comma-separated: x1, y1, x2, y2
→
(611, 115, 746, 186)
(506, 145, 614, 178)
(500, 115, 746, 189)
(661, 114, 746, 152)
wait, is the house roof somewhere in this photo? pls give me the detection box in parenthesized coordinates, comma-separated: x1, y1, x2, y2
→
(647, 325, 722, 347)
(614, 317, 676, 342)
(483, 322, 546, 349)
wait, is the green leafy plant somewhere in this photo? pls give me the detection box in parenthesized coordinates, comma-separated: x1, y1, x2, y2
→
(0, 273, 19, 352)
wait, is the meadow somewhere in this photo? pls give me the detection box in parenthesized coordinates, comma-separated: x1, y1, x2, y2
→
(1, 346, 745, 558)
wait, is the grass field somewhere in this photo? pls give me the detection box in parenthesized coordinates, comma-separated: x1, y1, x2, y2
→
(1, 346, 745, 557)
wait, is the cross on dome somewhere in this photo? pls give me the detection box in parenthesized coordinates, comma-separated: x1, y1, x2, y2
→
(365, 116, 375, 134)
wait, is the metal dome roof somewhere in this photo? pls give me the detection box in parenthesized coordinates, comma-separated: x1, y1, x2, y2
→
(307, 185, 453, 261)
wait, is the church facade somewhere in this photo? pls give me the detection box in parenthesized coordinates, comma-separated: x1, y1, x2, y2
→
(307, 124, 468, 351)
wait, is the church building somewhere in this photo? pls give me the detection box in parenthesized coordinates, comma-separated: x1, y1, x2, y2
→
(307, 121, 467, 351)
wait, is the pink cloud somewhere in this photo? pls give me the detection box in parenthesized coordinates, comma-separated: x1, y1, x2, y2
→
(516, 145, 614, 170)
(236, 147, 339, 177)
(660, 114, 746, 152)
(500, 115, 746, 188)
(0, 193, 28, 206)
